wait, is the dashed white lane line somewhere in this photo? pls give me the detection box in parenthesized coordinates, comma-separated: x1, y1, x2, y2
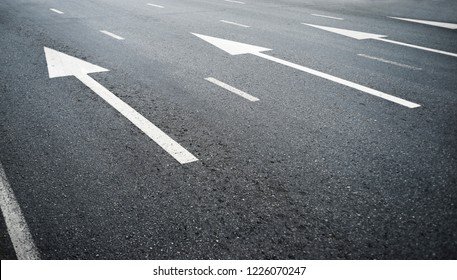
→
(220, 20, 250, 28)
(205, 77, 259, 102)
(100, 30, 125, 40)
(0, 161, 40, 260)
(224, 0, 245, 4)
(311, 14, 343, 20)
(147, 3, 164, 8)
(50, 8, 64, 14)
(357, 54, 422, 71)
(388, 17, 457, 30)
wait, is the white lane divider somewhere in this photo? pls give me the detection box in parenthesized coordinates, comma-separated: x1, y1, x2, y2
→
(50, 8, 64, 14)
(224, 0, 245, 4)
(311, 14, 343, 20)
(147, 3, 164, 8)
(100, 30, 125, 40)
(220, 20, 250, 28)
(44, 47, 198, 164)
(205, 77, 259, 102)
(358, 54, 422, 71)
(0, 161, 40, 260)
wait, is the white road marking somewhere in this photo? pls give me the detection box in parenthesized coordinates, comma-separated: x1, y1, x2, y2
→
(44, 47, 198, 164)
(224, 0, 245, 4)
(100, 30, 125, 40)
(357, 54, 422, 70)
(50, 8, 64, 14)
(376, 37, 457, 58)
(205, 77, 259, 102)
(304, 23, 386, 40)
(147, 3, 164, 8)
(311, 14, 343, 20)
(254, 52, 420, 108)
(193, 33, 421, 108)
(77, 75, 198, 164)
(0, 161, 40, 260)
(388, 17, 457, 29)
(304, 23, 457, 58)
(192, 33, 271, 55)
(220, 20, 250, 28)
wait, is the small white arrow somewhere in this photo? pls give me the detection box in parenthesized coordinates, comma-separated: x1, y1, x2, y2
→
(304, 24, 457, 58)
(44, 47, 198, 164)
(192, 33, 420, 108)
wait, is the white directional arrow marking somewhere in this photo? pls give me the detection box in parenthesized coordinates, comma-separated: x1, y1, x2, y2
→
(304, 24, 457, 58)
(192, 33, 420, 108)
(388, 17, 457, 30)
(44, 47, 198, 164)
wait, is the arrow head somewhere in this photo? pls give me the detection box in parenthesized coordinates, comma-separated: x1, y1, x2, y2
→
(303, 24, 387, 40)
(44, 47, 109, 78)
(192, 33, 271, 55)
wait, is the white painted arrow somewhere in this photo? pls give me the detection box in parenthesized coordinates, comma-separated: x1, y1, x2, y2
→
(388, 17, 457, 30)
(304, 23, 457, 58)
(44, 47, 198, 164)
(192, 33, 420, 108)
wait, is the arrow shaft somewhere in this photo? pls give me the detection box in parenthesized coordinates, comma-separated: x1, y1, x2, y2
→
(374, 38, 457, 58)
(75, 74, 198, 164)
(254, 52, 420, 108)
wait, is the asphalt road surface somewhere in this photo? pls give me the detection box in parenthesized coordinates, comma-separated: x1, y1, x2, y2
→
(1, 0, 456, 260)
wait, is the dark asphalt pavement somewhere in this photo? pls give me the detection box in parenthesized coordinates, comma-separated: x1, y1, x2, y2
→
(0, 0, 456, 259)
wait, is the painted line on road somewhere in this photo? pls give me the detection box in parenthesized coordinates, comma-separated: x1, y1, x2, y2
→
(224, 0, 245, 4)
(220, 20, 250, 28)
(77, 75, 199, 164)
(375, 37, 457, 58)
(357, 54, 422, 70)
(100, 30, 125, 40)
(388, 17, 457, 29)
(254, 52, 420, 108)
(147, 3, 164, 8)
(205, 77, 259, 102)
(0, 161, 40, 260)
(311, 14, 343, 20)
(50, 8, 64, 14)
(304, 23, 457, 58)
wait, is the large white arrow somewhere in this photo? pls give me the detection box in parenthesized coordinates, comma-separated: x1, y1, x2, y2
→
(304, 24, 457, 58)
(192, 33, 420, 108)
(44, 47, 198, 164)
